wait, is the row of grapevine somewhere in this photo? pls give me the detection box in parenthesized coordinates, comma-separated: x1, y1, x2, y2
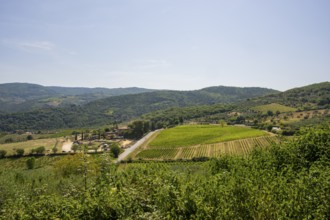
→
(209, 136, 280, 157)
(195, 145, 209, 157)
(135, 148, 179, 159)
(180, 148, 196, 159)
(135, 136, 280, 160)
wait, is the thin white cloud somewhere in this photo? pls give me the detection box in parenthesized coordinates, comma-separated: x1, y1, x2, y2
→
(1, 39, 55, 51)
(19, 41, 55, 50)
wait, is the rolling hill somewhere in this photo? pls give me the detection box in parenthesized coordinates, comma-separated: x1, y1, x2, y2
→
(247, 82, 330, 109)
(0, 85, 278, 131)
(0, 82, 329, 133)
(141, 82, 330, 131)
(0, 83, 155, 112)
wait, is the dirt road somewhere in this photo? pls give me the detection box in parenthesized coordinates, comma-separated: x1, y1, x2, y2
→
(61, 141, 73, 152)
(116, 130, 161, 163)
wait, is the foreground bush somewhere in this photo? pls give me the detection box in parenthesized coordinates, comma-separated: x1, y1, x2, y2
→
(0, 126, 329, 219)
(0, 150, 6, 158)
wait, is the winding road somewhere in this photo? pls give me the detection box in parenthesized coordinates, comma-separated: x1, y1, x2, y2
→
(116, 129, 161, 163)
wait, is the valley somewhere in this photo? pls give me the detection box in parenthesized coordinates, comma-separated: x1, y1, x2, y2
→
(0, 81, 329, 219)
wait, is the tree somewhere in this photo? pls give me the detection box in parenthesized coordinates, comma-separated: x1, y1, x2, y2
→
(235, 116, 245, 124)
(16, 148, 24, 157)
(72, 131, 79, 141)
(4, 138, 13, 143)
(110, 143, 121, 158)
(35, 146, 46, 154)
(30, 148, 37, 154)
(52, 147, 58, 154)
(219, 120, 226, 127)
(0, 150, 7, 158)
(126, 120, 150, 139)
(71, 144, 79, 153)
(27, 135, 33, 140)
(26, 157, 35, 169)
(267, 110, 274, 116)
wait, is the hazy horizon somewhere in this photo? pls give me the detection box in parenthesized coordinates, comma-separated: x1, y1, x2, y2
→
(1, 0, 329, 91)
(3, 80, 329, 92)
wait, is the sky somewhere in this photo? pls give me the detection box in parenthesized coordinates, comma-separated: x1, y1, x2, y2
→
(0, 0, 329, 91)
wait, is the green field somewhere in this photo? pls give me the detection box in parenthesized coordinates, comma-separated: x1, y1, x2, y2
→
(0, 138, 62, 155)
(0, 130, 74, 144)
(251, 103, 297, 114)
(135, 136, 279, 160)
(148, 125, 268, 148)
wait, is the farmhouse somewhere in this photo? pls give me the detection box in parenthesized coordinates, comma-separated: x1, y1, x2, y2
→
(271, 127, 281, 133)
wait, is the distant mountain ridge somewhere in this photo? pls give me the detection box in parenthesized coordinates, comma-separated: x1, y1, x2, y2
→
(0, 83, 278, 131)
(0, 83, 155, 112)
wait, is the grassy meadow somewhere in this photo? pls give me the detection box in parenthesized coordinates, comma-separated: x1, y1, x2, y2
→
(0, 138, 63, 155)
(251, 103, 297, 113)
(148, 125, 268, 148)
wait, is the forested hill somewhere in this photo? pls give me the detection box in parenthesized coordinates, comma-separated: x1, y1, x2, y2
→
(141, 82, 330, 130)
(0, 83, 155, 112)
(240, 82, 330, 109)
(200, 86, 278, 98)
(47, 86, 154, 96)
(82, 86, 278, 120)
(0, 85, 277, 131)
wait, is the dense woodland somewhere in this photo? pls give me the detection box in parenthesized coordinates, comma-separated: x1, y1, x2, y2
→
(245, 82, 330, 109)
(0, 83, 154, 113)
(0, 84, 277, 131)
(0, 126, 329, 219)
(0, 83, 328, 140)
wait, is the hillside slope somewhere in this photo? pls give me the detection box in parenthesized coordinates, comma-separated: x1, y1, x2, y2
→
(246, 82, 330, 109)
(0, 85, 277, 131)
(0, 83, 155, 112)
(141, 82, 330, 130)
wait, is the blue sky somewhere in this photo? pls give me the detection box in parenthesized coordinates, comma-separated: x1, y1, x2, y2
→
(0, 0, 329, 91)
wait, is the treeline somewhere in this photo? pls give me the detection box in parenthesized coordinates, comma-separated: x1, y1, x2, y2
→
(142, 104, 234, 126)
(0, 126, 329, 219)
(0, 105, 114, 131)
(123, 104, 234, 139)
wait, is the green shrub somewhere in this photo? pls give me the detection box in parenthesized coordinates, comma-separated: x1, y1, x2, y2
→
(110, 143, 121, 158)
(0, 126, 329, 219)
(16, 148, 24, 156)
(71, 144, 79, 153)
(0, 150, 7, 158)
(35, 146, 46, 154)
(52, 147, 58, 154)
(26, 157, 35, 169)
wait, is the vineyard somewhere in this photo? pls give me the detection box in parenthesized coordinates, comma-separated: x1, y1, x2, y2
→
(134, 136, 280, 160)
(148, 125, 267, 148)
(0, 126, 328, 219)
